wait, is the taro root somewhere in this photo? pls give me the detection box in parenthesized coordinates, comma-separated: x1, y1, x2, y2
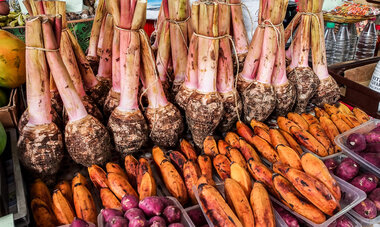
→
(87, 0, 105, 66)
(50, 79, 63, 115)
(53, 4, 103, 123)
(272, 25, 296, 116)
(230, 0, 249, 66)
(216, 3, 242, 132)
(67, 26, 111, 108)
(17, 16, 64, 177)
(156, 2, 173, 101)
(242, 0, 288, 122)
(154, 0, 191, 96)
(103, 1, 121, 119)
(237, 21, 264, 94)
(175, 17, 198, 110)
(140, 31, 184, 147)
(18, 108, 62, 134)
(287, 4, 319, 113)
(185, 2, 224, 148)
(310, 3, 340, 106)
(42, 17, 111, 166)
(107, 0, 148, 156)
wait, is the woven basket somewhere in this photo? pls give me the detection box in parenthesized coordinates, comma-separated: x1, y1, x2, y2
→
(323, 13, 375, 24)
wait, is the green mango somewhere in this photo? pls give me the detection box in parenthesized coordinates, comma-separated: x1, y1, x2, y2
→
(0, 122, 6, 155)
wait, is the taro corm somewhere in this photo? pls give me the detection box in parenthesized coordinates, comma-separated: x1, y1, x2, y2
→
(41, 17, 111, 166)
(18, 16, 64, 177)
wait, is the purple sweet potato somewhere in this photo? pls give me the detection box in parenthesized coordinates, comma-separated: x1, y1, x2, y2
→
(102, 208, 124, 222)
(350, 173, 379, 193)
(360, 153, 380, 168)
(335, 158, 360, 181)
(335, 215, 354, 227)
(148, 216, 166, 227)
(105, 216, 129, 227)
(366, 143, 380, 153)
(187, 207, 207, 226)
(168, 224, 185, 227)
(121, 195, 139, 212)
(138, 196, 165, 216)
(70, 218, 96, 227)
(365, 131, 380, 144)
(274, 204, 299, 227)
(347, 133, 367, 152)
(368, 188, 380, 211)
(163, 205, 181, 223)
(160, 197, 174, 207)
(128, 216, 147, 227)
(353, 199, 378, 219)
(324, 158, 339, 172)
(124, 208, 145, 221)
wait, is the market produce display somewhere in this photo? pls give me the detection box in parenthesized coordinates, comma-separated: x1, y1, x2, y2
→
(8, 0, 380, 226)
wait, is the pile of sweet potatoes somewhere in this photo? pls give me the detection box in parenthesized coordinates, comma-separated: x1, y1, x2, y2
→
(325, 156, 379, 220)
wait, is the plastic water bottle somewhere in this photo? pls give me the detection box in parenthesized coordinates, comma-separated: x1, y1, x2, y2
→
(355, 19, 377, 60)
(348, 23, 358, 60)
(333, 23, 350, 63)
(324, 22, 336, 65)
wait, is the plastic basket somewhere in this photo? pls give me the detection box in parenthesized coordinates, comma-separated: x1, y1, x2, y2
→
(271, 175, 366, 227)
(335, 119, 380, 178)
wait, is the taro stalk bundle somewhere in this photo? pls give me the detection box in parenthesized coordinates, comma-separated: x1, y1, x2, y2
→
(45, 1, 112, 108)
(184, 1, 243, 148)
(285, 0, 339, 112)
(239, 0, 291, 122)
(104, 0, 122, 118)
(140, 30, 184, 147)
(230, 0, 249, 66)
(108, 0, 149, 156)
(57, 1, 104, 122)
(41, 16, 112, 167)
(87, 0, 106, 66)
(153, 0, 191, 96)
(309, 0, 340, 106)
(17, 16, 64, 177)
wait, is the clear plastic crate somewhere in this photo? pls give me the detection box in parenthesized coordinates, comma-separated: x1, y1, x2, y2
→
(193, 183, 287, 227)
(271, 176, 366, 227)
(97, 196, 195, 227)
(335, 119, 380, 178)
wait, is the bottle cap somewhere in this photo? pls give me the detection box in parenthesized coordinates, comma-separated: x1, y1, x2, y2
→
(326, 22, 335, 28)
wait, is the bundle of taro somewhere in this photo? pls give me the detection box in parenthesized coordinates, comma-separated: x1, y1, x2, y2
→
(284, 0, 340, 113)
(152, 0, 249, 98)
(18, 14, 112, 180)
(18, 1, 113, 168)
(238, 0, 340, 124)
(107, 0, 184, 157)
(237, 0, 295, 123)
(177, 0, 248, 149)
(151, 0, 192, 96)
